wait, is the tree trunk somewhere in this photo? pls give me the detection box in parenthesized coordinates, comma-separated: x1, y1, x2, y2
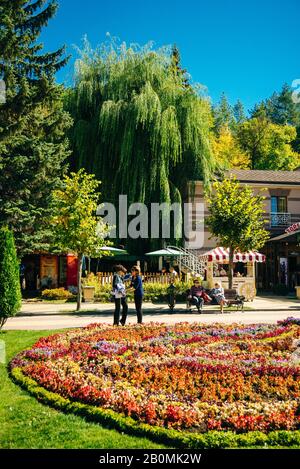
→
(228, 247, 234, 290)
(76, 253, 83, 311)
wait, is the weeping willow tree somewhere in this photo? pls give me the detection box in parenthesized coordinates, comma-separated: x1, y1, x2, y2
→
(66, 39, 215, 252)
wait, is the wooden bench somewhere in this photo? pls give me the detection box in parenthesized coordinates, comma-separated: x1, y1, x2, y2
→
(224, 289, 245, 311)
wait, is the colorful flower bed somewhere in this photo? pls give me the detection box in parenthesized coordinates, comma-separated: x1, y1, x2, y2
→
(10, 319, 300, 438)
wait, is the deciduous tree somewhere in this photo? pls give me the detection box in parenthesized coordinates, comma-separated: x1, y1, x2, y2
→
(51, 170, 110, 311)
(206, 178, 269, 289)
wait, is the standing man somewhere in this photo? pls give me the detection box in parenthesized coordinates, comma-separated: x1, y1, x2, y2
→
(130, 265, 144, 324)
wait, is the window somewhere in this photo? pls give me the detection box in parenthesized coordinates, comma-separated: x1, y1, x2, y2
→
(270, 196, 290, 226)
(271, 196, 287, 213)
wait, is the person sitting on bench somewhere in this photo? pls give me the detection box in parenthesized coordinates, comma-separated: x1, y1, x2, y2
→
(188, 279, 206, 312)
(210, 282, 227, 313)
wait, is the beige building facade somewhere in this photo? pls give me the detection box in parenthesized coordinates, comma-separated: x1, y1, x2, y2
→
(186, 170, 300, 293)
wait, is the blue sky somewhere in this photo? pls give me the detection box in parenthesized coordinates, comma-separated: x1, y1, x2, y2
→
(41, 0, 300, 112)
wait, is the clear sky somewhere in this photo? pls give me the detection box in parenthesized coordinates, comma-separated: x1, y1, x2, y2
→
(40, 0, 300, 112)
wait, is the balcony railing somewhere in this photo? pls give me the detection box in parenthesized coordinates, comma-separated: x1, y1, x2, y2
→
(270, 212, 291, 227)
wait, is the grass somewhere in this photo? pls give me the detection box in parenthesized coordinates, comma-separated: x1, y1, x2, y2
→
(0, 329, 170, 449)
(1, 330, 299, 449)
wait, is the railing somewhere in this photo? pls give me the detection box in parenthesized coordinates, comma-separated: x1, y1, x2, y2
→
(270, 212, 291, 227)
(167, 245, 206, 276)
(96, 272, 174, 285)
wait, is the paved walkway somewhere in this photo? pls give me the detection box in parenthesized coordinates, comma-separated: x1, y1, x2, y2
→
(3, 296, 300, 330)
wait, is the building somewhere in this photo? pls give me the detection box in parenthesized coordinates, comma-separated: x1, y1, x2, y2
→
(187, 170, 300, 293)
(21, 253, 78, 292)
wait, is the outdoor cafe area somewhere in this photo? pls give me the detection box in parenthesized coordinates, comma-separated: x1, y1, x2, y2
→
(199, 247, 266, 301)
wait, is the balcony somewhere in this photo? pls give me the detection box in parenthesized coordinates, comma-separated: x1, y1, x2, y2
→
(270, 212, 291, 227)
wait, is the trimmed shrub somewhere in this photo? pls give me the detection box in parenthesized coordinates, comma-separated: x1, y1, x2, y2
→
(41, 288, 75, 301)
(0, 227, 21, 329)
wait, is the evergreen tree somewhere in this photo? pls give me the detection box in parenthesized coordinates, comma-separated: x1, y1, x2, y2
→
(265, 84, 299, 126)
(213, 93, 235, 134)
(0, 0, 72, 256)
(233, 99, 247, 124)
(170, 44, 189, 88)
(0, 227, 22, 329)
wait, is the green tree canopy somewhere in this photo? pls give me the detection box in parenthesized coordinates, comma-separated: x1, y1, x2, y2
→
(236, 114, 300, 170)
(0, 227, 21, 329)
(0, 0, 72, 255)
(206, 178, 269, 288)
(51, 169, 110, 310)
(66, 40, 215, 250)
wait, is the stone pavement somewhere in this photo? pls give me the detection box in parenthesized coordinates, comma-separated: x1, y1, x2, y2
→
(3, 296, 300, 330)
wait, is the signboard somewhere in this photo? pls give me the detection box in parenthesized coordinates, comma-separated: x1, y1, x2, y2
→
(40, 255, 58, 288)
(66, 254, 78, 287)
(285, 222, 300, 233)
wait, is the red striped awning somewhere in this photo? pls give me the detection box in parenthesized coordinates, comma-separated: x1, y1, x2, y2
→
(201, 247, 266, 263)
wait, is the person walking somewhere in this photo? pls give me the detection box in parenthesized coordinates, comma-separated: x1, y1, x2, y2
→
(130, 265, 144, 324)
(112, 265, 128, 326)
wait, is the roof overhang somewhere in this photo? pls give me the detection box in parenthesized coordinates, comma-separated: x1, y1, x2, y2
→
(268, 229, 300, 242)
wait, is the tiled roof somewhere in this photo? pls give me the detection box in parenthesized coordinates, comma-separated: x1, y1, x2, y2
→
(226, 169, 300, 184)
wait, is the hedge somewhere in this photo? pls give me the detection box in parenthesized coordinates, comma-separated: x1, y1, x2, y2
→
(10, 367, 300, 449)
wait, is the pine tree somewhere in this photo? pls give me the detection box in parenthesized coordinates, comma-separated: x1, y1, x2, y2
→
(0, 227, 22, 329)
(170, 44, 190, 88)
(213, 93, 235, 134)
(233, 99, 247, 124)
(0, 0, 72, 256)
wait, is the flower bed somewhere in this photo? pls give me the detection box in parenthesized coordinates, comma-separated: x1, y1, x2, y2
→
(10, 319, 300, 446)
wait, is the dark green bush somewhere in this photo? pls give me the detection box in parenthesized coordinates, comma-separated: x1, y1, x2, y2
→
(0, 227, 21, 329)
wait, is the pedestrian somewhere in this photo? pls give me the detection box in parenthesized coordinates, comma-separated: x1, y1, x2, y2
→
(130, 265, 144, 324)
(112, 265, 128, 326)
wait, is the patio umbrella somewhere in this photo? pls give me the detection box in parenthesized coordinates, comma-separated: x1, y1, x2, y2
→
(99, 246, 128, 255)
(145, 248, 184, 256)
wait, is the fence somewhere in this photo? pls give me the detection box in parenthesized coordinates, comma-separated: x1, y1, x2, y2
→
(96, 272, 175, 285)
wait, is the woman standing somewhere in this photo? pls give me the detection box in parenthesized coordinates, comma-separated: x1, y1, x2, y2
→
(112, 265, 128, 326)
(130, 265, 144, 324)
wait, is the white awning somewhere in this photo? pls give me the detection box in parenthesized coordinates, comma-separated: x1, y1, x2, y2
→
(201, 247, 266, 263)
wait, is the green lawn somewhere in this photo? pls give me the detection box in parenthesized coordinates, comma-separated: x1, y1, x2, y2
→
(0, 330, 170, 449)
